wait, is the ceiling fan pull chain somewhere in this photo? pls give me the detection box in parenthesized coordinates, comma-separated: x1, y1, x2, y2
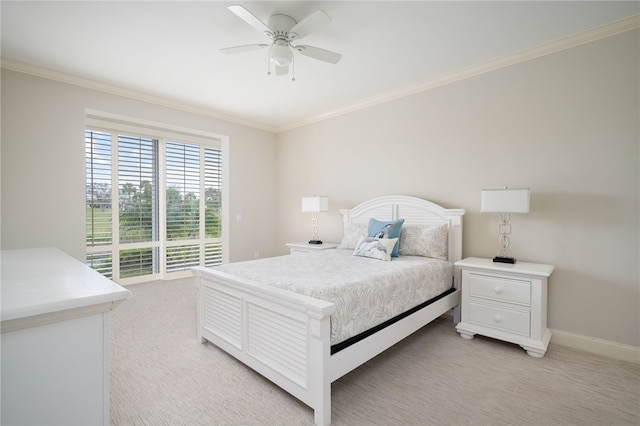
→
(291, 55, 296, 81)
(267, 46, 272, 75)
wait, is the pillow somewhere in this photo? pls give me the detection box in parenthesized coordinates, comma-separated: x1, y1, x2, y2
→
(338, 222, 368, 249)
(398, 224, 449, 260)
(368, 218, 405, 257)
(352, 236, 398, 262)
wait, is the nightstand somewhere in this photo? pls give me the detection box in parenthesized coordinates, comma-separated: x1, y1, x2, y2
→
(286, 242, 339, 254)
(455, 257, 554, 358)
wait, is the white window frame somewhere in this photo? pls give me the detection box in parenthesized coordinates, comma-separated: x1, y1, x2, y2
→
(85, 110, 229, 285)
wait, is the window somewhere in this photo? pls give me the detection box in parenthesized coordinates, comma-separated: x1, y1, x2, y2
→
(85, 117, 223, 284)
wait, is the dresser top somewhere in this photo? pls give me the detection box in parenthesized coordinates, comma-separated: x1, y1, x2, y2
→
(1, 247, 131, 322)
(455, 257, 555, 277)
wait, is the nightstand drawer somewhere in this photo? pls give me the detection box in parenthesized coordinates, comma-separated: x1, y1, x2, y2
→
(468, 273, 531, 306)
(469, 302, 530, 336)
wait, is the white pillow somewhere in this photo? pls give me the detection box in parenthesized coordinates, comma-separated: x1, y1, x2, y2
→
(352, 236, 398, 262)
(338, 222, 368, 250)
(398, 224, 448, 260)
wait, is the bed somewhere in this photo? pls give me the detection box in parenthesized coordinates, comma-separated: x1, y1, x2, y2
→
(193, 195, 465, 425)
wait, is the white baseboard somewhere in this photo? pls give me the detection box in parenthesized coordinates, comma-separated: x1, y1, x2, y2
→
(550, 329, 640, 364)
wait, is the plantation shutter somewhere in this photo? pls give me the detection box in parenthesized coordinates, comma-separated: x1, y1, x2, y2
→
(166, 142, 200, 241)
(118, 134, 160, 278)
(204, 147, 223, 266)
(165, 142, 201, 272)
(86, 130, 113, 246)
(118, 134, 159, 244)
(85, 130, 114, 278)
(85, 112, 224, 284)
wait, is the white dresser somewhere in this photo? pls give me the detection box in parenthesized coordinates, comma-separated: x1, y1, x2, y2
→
(1, 247, 131, 425)
(455, 257, 554, 358)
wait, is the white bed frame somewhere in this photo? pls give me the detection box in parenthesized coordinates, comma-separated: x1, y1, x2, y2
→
(193, 195, 465, 425)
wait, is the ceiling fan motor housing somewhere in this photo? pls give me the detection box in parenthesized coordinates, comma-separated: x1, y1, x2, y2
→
(267, 14, 297, 37)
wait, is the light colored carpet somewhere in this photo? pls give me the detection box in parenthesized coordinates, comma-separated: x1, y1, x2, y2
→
(110, 278, 640, 425)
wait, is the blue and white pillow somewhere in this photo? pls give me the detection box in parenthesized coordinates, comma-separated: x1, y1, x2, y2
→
(368, 218, 405, 257)
(353, 236, 399, 262)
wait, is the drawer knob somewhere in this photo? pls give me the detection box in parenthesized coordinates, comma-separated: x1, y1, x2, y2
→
(494, 286, 503, 294)
(493, 314, 502, 323)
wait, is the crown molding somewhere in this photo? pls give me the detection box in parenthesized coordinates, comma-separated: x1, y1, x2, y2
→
(0, 58, 277, 133)
(2, 14, 638, 135)
(276, 13, 640, 133)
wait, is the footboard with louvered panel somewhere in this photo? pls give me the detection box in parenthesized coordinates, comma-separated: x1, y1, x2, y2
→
(194, 268, 336, 425)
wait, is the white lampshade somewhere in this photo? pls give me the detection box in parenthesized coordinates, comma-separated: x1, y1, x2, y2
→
(301, 196, 329, 212)
(481, 188, 530, 213)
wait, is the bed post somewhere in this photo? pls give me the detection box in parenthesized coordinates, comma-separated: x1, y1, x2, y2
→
(308, 311, 332, 426)
(449, 213, 464, 324)
(195, 274, 206, 343)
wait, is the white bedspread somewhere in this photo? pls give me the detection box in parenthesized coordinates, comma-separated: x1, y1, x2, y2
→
(213, 249, 453, 345)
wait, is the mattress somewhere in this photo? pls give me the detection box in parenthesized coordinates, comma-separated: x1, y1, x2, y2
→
(213, 249, 453, 345)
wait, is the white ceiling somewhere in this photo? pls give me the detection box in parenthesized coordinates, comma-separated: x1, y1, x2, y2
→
(2, 1, 638, 130)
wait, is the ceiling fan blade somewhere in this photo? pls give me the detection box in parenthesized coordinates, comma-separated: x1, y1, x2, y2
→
(289, 10, 331, 40)
(275, 64, 289, 76)
(295, 45, 342, 64)
(220, 44, 269, 54)
(227, 5, 272, 35)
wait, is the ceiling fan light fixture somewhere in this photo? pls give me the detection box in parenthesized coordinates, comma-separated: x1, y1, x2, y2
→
(222, 5, 341, 80)
(270, 44, 292, 67)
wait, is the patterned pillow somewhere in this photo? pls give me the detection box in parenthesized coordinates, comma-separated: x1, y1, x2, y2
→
(338, 222, 368, 249)
(398, 224, 448, 260)
(368, 218, 405, 257)
(353, 236, 399, 262)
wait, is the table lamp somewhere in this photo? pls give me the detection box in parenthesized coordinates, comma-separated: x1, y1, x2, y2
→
(481, 187, 530, 263)
(301, 196, 329, 244)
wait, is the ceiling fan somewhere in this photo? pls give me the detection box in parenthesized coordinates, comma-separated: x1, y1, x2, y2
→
(220, 4, 342, 80)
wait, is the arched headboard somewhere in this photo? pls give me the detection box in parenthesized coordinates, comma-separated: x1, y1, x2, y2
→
(339, 195, 465, 263)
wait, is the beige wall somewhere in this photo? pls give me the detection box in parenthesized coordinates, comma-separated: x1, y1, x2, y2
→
(276, 30, 639, 347)
(1, 29, 638, 348)
(1, 69, 279, 263)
